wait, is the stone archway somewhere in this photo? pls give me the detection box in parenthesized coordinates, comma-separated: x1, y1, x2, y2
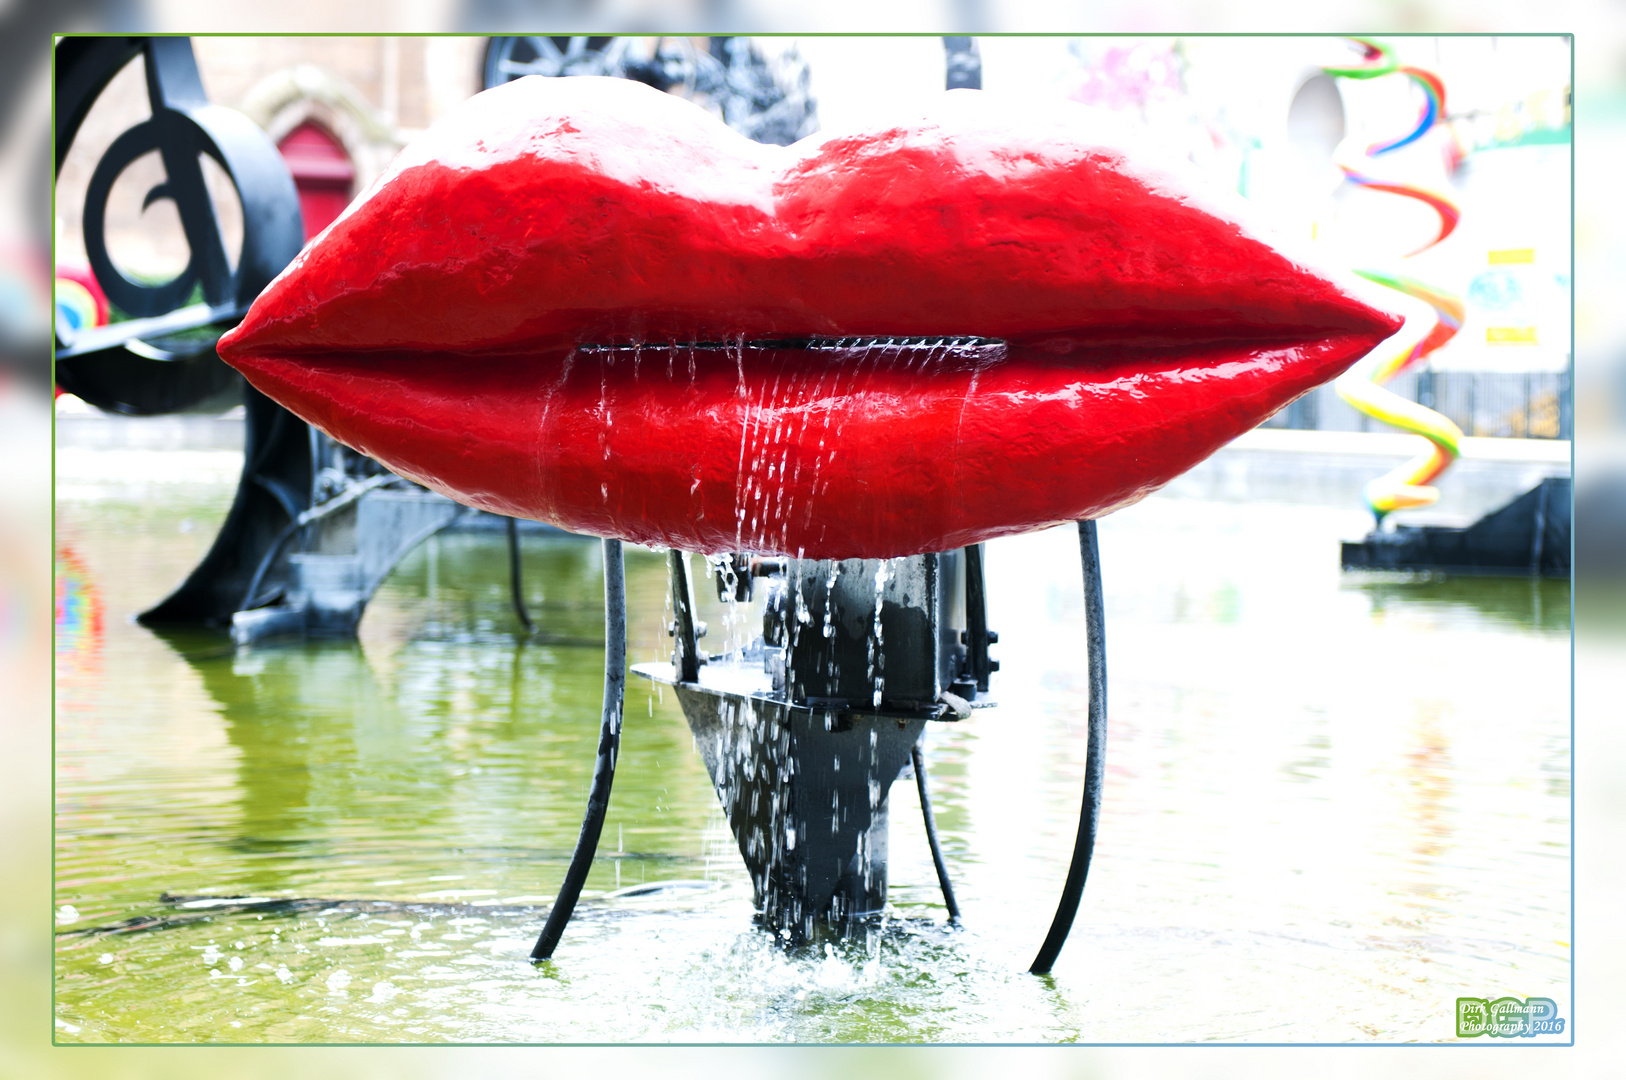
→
(235, 63, 402, 217)
(276, 120, 355, 240)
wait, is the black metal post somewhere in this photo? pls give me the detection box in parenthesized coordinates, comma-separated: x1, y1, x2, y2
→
(507, 517, 534, 634)
(1530, 478, 1550, 574)
(1030, 518, 1108, 975)
(943, 36, 982, 90)
(964, 543, 991, 693)
(531, 538, 627, 961)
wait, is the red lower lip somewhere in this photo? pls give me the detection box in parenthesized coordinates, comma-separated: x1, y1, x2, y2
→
(229, 332, 1374, 558)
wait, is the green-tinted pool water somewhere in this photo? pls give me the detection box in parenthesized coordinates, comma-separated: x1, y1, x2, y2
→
(54, 440, 1571, 1043)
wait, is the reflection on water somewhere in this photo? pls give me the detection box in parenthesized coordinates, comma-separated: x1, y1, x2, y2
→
(1349, 574, 1571, 635)
(54, 458, 1570, 1043)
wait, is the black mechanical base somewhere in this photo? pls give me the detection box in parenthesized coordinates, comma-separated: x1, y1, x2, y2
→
(1341, 477, 1571, 578)
(668, 664, 927, 939)
(633, 549, 988, 943)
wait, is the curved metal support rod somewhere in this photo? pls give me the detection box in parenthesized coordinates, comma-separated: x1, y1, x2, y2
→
(911, 743, 961, 925)
(1029, 518, 1107, 975)
(507, 517, 534, 634)
(531, 538, 627, 961)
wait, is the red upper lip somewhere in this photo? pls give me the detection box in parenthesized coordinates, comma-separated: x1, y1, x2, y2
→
(218, 76, 1402, 558)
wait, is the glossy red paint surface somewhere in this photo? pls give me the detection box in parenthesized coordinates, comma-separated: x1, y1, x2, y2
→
(219, 76, 1402, 558)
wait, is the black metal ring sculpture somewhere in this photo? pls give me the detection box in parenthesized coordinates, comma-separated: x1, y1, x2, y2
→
(54, 37, 303, 414)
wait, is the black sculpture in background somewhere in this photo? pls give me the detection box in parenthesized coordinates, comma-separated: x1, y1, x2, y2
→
(53, 37, 478, 641)
(480, 35, 820, 146)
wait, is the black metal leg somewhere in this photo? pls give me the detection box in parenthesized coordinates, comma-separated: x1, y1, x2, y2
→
(1030, 518, 1108, 975)
(139, 390, 314, 625)
(912, 743, 961, 926)
(531, 538, 627, 961)
(507, 516, 534, 634)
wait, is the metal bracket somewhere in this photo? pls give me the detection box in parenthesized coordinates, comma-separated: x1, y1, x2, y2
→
(228, 477, 473, 645)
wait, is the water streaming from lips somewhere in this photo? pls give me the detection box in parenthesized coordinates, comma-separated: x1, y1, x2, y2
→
(609, 334, 1003, 927)
(626, 331, 1240, 935)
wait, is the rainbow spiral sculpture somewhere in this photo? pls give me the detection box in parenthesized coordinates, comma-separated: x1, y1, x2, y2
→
(1325, 38, 1467, 520)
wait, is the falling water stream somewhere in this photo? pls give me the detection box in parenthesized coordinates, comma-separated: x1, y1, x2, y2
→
(54, 415, 1569, 1043)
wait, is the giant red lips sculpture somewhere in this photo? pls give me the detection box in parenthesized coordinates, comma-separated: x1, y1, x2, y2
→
(218, 76, 1401, 559)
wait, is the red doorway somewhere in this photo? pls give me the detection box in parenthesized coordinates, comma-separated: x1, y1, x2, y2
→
(277, 121, 356, 241)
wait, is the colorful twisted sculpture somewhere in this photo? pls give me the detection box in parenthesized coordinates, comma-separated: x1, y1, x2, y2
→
(1326, 38, 1468, 520)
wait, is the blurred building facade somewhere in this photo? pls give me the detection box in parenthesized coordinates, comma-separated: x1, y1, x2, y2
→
(54, 35, 1572, 441)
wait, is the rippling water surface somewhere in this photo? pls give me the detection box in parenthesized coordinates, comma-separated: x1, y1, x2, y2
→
(54, 440, 1570, 1043)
